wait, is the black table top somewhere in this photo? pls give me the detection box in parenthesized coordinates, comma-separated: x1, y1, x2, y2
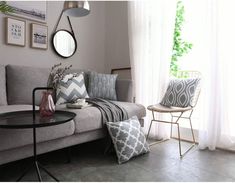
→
(0, 110, 76, 129)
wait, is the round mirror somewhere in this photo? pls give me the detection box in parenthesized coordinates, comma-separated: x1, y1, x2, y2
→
(52, 30, 77, 58)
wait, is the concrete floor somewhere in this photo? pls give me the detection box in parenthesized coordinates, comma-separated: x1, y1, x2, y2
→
(0, 139, 235, 182)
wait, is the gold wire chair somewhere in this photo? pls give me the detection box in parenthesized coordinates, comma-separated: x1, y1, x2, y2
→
(146, 71, 201, 157)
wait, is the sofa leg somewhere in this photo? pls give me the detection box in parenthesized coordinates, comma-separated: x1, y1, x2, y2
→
(66, 147, 72, 163)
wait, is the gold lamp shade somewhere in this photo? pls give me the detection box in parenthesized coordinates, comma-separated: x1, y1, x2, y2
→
(63, 1, 90, 17)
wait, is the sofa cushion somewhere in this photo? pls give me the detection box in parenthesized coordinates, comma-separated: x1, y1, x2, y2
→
(0, 105, 75, 151)
(6, 65, 50, 106)
(0, 104, 35, 113)
(0, 65, 7, 106)
(56, 105, 103, 133)
(56, 101, 146, 134)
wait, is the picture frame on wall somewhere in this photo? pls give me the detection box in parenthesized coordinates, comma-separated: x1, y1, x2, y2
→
(31, 23, 48, 50)
(6, 1, 47, 23)
(6, 17, 26, 47)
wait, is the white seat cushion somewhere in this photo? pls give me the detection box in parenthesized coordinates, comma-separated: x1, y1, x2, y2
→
(148, 104, 192, 113)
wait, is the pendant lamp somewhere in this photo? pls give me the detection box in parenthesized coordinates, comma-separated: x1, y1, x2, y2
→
(63, 1, 90, 17)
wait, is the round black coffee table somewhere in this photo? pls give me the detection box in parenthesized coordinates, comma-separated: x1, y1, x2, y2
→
(0, 88, 76, 182)
(0, 110, 76, 182)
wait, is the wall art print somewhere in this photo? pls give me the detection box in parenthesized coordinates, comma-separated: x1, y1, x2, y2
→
(31, 23, 48, 50)
(6, 17, 25, 47)
(6, 1, 47, 23)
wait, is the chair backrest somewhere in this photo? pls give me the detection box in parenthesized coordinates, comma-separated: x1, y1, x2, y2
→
(176, 70, 202, 108)
(176, 70, 201, 79)
(111, 67, 131, 80)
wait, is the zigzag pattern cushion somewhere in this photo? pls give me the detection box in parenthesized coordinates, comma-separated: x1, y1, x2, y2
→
(88, 72, 117, 100)
(56, 73, 89, 105)
(160, 78, 200, 108)
(106, 116, 150, 164)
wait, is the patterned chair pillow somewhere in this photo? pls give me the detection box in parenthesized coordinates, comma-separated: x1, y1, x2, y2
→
(106, 116, 150, 164)
(160, 78, 200, 108)
(88, 72, 117, 100)
(56, 73, 89, 105)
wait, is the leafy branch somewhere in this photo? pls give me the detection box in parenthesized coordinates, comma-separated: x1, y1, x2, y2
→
(47, 63, 76, 90)
(171, 1, 192, 77)
(0, 1, 14, 13)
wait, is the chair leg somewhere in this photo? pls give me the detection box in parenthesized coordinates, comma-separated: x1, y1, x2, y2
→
(176, 112, 196, 158)
(147, 110, 195, 157)
(147, 111, 156, 141)
(175, 112, 196, 158)
(189, 118, 196, 144)
(146, 120, 153, 141)
(170, 114, 173, 138)
(176, 123, 182, 157)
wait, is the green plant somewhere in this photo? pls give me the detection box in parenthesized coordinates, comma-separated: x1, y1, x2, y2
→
(0, 1, 14, 13)
(171, 1, 192, 77)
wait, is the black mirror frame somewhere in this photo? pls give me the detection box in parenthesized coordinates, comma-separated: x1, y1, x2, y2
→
(51, 29, 77, 59)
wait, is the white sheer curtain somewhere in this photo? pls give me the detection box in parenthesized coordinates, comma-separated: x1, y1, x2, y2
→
(128, 0, 177, 139)
(198, 0, 235, 150)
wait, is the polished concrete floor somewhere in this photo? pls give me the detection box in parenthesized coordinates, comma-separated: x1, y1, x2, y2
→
(0, 139, 235, 182)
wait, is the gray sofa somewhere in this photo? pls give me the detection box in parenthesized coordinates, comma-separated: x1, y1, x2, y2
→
(0, 65, 146, 165)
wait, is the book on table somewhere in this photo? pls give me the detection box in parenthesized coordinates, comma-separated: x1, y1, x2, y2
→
(66, 102, 92, 109)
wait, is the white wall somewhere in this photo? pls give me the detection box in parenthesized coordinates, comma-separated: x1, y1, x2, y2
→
(0, 1, 130, 73)
(0, 1, 106, 72)
(105, 1, 130, 74)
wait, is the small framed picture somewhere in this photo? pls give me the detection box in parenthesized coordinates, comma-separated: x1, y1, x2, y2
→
(6, 17, 26, 47)
(31, 23, 48, 50)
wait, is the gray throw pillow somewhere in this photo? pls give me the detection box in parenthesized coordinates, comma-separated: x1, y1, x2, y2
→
(56, 73, 89, 105)
(106, 116, 150, 164)
(88, 72, 117, 100)
(160, 78, 200, 108)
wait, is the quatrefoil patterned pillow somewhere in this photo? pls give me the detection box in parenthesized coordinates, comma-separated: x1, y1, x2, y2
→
(106, 116, 150, 164)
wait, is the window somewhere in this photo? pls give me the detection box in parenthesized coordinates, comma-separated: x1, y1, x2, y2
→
(170, 0, 205, 131)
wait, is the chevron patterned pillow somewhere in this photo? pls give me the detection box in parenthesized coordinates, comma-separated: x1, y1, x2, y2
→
(56, 73, 89, 105)
(160, 78, 200, 108)
(106, 116, 150, 164)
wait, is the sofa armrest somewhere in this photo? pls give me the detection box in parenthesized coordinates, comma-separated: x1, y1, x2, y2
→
(116, 79, 133, 103)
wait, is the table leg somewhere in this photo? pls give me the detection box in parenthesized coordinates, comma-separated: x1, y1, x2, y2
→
(38, 162, 59, 182)
(16, 164, 32, 182)
(32, 125, 59, 182)
(16, 87, 60, 182)
(17, 125, 59, 182)
(35, 161, 42, 182)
